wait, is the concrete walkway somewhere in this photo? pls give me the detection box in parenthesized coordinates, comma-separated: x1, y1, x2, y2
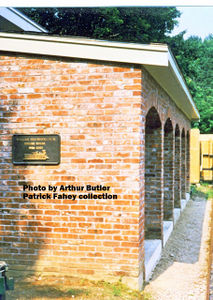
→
(207, 197, 213, 300)
(144, 197, 211, 300)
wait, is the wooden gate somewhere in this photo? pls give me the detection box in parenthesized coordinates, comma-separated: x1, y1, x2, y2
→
(200, 138, 213, 181)
(190, 129, 213, 183)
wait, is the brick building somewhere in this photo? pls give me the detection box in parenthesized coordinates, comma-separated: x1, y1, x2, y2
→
(0, 33, 199, 289)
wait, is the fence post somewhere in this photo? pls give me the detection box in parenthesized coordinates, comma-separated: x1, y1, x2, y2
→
(190, 128, 200, 184)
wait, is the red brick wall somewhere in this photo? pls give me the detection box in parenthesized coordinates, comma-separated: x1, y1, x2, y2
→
(163, 119, 174, 220)
(0, 54, 144, 283)
(181, 129, 186, 198)
(175, 126, 181, 208)
(145, 108, 162, 239)
(142, 69, 191, 239)
(186, 132, 190, 192)
(0, 53, 191, 287)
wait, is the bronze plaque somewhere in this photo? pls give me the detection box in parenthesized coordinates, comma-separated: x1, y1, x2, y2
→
(12, 134, 60, 165)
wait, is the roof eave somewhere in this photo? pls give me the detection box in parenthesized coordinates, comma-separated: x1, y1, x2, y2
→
(168, 49, 200, 121)
(0, 7, 48, 33)
(0, 33, 199, 121)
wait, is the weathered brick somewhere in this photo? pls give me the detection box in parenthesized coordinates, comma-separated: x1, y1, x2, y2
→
(0, 53, 191, 289)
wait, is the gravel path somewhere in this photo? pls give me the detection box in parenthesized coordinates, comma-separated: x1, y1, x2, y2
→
(144, 196, 212, 300)
(209, 258, 213, 300)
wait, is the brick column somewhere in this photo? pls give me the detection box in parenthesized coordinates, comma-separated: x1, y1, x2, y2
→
(163, 119, 174, 220)
(174, 125, 181, 208)
(181, 129, 186, 199)
(186, 131, 190, 193)
(145, 107, 162, 239)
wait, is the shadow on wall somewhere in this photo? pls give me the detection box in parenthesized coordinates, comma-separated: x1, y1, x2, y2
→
(0, 121, 73, 280)
(0, 53, 83, 280)
(0, 166, 50, 276)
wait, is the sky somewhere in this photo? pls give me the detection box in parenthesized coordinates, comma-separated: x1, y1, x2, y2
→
(171, 6, 213, 40)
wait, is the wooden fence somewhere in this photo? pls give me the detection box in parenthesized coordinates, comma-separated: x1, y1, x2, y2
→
(190, 129, 213, 183)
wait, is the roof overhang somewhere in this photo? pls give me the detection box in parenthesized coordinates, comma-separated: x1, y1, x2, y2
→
(0, 7, 47, 33)
(0, 32, 199, 121)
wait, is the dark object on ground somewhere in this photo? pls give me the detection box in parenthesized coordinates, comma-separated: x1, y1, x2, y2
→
(0, 261, 14, 300)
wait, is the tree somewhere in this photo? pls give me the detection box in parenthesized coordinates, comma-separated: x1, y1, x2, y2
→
(18, 7, 212, 133)
(19, 7, 180, 43)
(168, 34, 213, 133)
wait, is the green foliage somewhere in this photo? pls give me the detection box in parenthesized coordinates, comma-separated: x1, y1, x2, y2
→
(168, 34, 213, 133)
(18, 7, 212, 133)
(19, 7, 180, 43)
(112, 285, 122, 296)
(190, 184, 198, 197)
(190, 183, 213, 200)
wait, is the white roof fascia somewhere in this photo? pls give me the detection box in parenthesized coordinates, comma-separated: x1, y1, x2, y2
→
(0, 33, 168, 67)
(0, 32, 199, 121)
(0, 7, 48, 33)
(145, 50, 200, 120)
(168, 49, 200, 120)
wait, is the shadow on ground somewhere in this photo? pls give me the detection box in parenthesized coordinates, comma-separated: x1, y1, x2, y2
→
(7, 279, 88, 299)
(6, 275, 146, 300)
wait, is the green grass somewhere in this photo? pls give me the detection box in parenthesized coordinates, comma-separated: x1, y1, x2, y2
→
(191, 183, 213, 199)
(206, 188, 213, 199)
(7, 274, 153, 299)
(112, 285, 122, 296)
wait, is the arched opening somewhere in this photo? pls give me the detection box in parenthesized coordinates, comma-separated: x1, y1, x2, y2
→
(163, 118, 174, 220)
(186, 131, 190, 193)
(181, 129, 186, 199)
(145, 107, 162, 239)
(174, 125, 181, 208)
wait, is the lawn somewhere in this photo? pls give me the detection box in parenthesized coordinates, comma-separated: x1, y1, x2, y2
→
(7, 274, 152, 300)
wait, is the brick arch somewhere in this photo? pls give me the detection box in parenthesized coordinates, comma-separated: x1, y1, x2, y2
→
(144, 93, 185, 134)
(181, 128, 186, 199)
(172, 112, 189, 133)
(174, 124, 181, 208)
(145, 106, 162, 239)
(165, 111, 175, 126)
(144, 91, 159, 115)
(144, 91, 166, 124)
(163, 118, 174, 220)
(164, 118, 173, 131)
